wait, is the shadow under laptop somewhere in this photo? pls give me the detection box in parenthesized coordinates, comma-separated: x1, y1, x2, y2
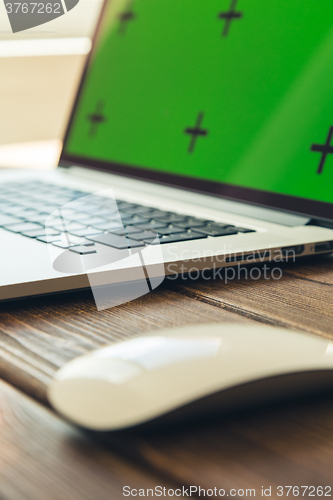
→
(164, 252, 333, 288)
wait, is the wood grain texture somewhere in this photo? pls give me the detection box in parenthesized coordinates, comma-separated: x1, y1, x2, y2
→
(168, 255, 333, 337)
(130, 397, 333, 499)
(0, 287, 249, 402)
(0, 378, 178, 500)
(1, 254, 333, 498)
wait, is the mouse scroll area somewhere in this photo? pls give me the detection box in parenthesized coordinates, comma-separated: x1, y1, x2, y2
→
(48, 324, 333, 431)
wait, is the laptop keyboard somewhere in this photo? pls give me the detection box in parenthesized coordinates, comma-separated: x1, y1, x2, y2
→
(0, 181, 255, 252)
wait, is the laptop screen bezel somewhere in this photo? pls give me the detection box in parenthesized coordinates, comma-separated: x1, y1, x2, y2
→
(59, 0, 333, 223)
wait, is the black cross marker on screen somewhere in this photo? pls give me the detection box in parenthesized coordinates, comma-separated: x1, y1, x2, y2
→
(118, 1, 136, 35)
(218, 0, 243, 37)
(87, 101, 106, 138)
(185, 112, 208, 154)
(311, 126, 333, 174)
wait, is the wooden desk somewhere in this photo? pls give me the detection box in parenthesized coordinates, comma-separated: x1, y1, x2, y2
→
(1, 252, 333, 499)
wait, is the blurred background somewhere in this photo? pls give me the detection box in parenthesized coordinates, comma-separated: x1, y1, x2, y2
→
(0, 0, 103, 166)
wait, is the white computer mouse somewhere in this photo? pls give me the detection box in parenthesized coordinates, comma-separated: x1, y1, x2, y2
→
(48, 323, 333, 431)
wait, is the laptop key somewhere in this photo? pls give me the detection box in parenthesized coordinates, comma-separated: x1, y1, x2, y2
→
(27, 203, 59, 214)
(120, 215, 149, 224)
(8, 208, 39, 220)
(128, 230, 158, 241)
(114, 225, 146, 235)
(0, 204, 26, 215)
(74, 205, 104, 215)
(90, 206, 119, 217)
(91, 198, 119, 209)
(200, 222, 233, 229)
(143, 209, 170, 218)
(120, 206, 155, 215)
(147, 231, 207, 244)
(234, 227, 256, 233)
(51, 222, 86, 232)
(61, 212, 87, 222)
(0, 202, 25, 212)
(157, 226, 187, 235)
(0, 214, 22, 226)
(3, 222, 44, 233)
(88, 233, 145, 249)
(115, 201, 138, 210)
(133, 223, 167, 232)
(20, 228, 51, 238)
(153, 214, 187, 223)
(74, 216, 108, 226)
(140, 220, 168, 229)
(52, 237, 90, 249)
(69, 245, 97, 255)
(37, 234, 62, 243)
(28, 214, 49, 224)
(60, 188, 86, 198)
(115, 223, 166, 235)
(93, 220, 123, 231)
(195, 227, 239, 237)
(69, 227, 104, 237)
(2, 196, 29, 205)
(174, 218, 209, 229)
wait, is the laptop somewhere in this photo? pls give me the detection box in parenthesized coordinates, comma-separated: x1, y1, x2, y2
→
(1, 0, 333, 303)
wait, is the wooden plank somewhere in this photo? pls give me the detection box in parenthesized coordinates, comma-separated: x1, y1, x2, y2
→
(0, 287, 249, 402)
(0, 378, 178, 500)
(106, 256, 333, 497)
(282, 254, 333, 285)
(130, 396, 333, 499)
(1, 256, 333, 499)
(168, 255, 333, 337)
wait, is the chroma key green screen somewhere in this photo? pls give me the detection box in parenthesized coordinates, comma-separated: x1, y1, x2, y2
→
(64, 0, 333, 205)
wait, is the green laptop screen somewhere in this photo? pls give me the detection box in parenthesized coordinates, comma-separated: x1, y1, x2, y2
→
(64, 0, 333, 205)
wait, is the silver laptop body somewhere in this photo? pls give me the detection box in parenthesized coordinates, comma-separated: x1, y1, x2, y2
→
(1, 0, 333, 301)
